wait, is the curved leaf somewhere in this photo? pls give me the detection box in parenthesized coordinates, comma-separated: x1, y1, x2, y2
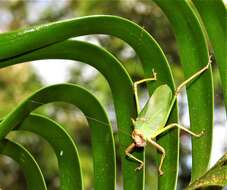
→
(192, 0, 227, 110)
(0, 139, 47, 190)
(187, 153, 227, 189)
(0, 84, 115, 190)
(0, 39, 137, 189)
(153, 0, 213, 183)
(15, 114, 83, 190)
(0, 22, 177, 190)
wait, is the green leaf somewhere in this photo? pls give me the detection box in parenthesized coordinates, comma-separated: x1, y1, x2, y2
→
(0, 84, 116, 190)
(15, 114, 83, 190)
(0, 39, 137, 189)
(153, 0, 213, 182)
(192, 0, 227, 110)
(0, 139, 47, 190)
(187, 153, 227, 189)
(0, 15, 177, 189)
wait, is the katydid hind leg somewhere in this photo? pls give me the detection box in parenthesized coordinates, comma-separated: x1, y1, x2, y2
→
(125, 143, 144, 170)
(148, 139, 165, 175)
(175, 56, 212, 95)
(154, 123, 204, 138)
(133, 69, 157, 112)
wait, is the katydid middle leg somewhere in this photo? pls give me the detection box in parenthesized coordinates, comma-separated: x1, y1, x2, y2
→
(147, 139, 166, 175)
(153, 123, 204, 138)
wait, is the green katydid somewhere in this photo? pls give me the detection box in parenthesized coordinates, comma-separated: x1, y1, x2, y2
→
(125, 57, 212, 175)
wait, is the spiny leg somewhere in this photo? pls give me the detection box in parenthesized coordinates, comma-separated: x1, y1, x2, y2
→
(175, 55, 212, 95)
(154, 123, 204, 138)
(134, 69, 157, 112)
(147, 139, 165, 175)
(125, 143, 144, 170)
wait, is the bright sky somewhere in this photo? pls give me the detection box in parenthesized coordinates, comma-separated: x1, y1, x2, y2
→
(31, 59, 74, 84)
(224, 0, 227, 5)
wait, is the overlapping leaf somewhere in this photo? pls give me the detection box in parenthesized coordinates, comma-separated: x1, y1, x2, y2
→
(153, 0, 213, 184)
(1, 5, 222, 188)
(0, 15, 176, 190)
(0, 139, 47, 190)
(0, 84, 115, 190)
(15, 114, 83, 190)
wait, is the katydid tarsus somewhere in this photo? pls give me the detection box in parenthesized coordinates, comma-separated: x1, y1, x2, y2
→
(125, 56, 212, 175)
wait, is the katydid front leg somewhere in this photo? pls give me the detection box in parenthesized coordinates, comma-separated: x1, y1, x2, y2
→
(134, 69, 157, 112)
(125, 69, 156, 170)
(125, 143, 144, 171)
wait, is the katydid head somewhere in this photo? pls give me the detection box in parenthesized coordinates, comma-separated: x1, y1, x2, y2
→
(132, 129, 146, 147)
